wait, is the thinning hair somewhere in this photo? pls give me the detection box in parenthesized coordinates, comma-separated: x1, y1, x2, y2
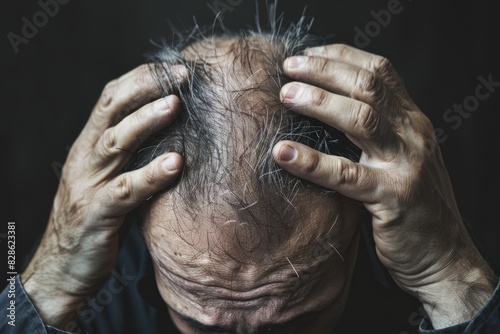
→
(127, 8, 360, 236)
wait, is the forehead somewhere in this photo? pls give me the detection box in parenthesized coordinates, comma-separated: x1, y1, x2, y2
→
(142, 196, 354, 330)
(163, 259, 346, 332)
(144, 192, 344, 265)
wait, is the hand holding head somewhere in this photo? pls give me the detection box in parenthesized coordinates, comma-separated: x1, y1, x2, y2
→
(273, 44, 498, 328)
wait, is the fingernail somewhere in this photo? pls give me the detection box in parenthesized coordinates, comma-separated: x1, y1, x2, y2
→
(154, 98, 170, 112)
(282, 84, 302, 102)
(163, 157, 178, 171)
(279, 145, 297, 162)
(284, 56, 306, 69)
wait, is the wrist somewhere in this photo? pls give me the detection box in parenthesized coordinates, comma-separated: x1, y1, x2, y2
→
(20, 232, 101, 329)
(417, 256, 497, 329)
(21, 269, 86, 329)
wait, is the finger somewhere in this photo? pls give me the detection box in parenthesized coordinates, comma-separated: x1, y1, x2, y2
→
(280, 82, 401, 156)
(75, 64, 187, 152)
(88, 95, 181, 175)
(99, 153, 183, 218)
(272, 141, 379, 203)
(303, 44, 415, 108)
(283, 55, 400, 116)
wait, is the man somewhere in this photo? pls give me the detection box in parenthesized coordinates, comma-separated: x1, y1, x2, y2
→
(1, 13, 499, 334)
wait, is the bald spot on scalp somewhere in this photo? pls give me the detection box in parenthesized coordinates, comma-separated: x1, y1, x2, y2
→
(140, 36, 360, 329)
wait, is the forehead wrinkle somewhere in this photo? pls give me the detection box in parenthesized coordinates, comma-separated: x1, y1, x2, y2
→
(149, 237, 295, 292)
(147, 223, 336, 292)
(155, 256, 349, 331)
(145, 179, 354, 332)
(146, 215, 347, 309)
(153, 259, 295, 319)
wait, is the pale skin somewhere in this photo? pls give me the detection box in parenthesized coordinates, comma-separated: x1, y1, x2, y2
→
(21, 45, 497, 331)
(21, 64, 186, 328)
(272, 44, 497, 328)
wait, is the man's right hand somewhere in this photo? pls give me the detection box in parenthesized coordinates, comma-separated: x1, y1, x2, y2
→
(273, 44, 497, 329)
(21, 64, 186, 329)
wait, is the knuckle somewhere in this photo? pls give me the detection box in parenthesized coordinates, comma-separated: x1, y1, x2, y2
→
(101, 128, 117, 151)
(99, 80, 117, 110)
(131, 109, 144, 128)
(139, 64, 153, 77)
(131, 65, 155, 90)
(303, 153, 322, 175)
(356, 70, 377, 93)
(337, 159, 358, 185)
(310, 88, 328, 108)
(331, 44, 350, 59)
(143, 165, 159, 187)
(316, 57, 330, 74)
(371, 56, 394, 76)
(355, 104, 378, 138)
(412, 114, 437, 152)
(113, 175, 133, 201)
(133, 69, 148, 88)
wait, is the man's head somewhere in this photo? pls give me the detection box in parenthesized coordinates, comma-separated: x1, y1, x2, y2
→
(130, 14, 361, 333)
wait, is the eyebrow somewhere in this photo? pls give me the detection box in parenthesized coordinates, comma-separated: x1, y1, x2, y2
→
(173, 309, 322, 332)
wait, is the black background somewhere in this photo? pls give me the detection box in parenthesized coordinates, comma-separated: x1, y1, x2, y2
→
(1, 0, 499, 333)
